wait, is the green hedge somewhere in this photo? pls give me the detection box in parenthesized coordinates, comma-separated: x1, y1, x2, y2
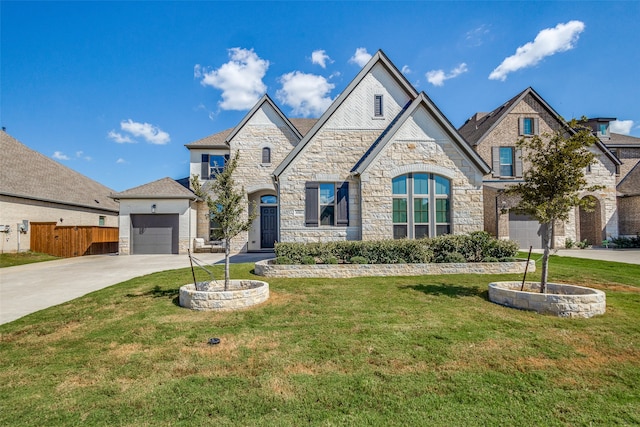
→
(274, 232, 518, 264)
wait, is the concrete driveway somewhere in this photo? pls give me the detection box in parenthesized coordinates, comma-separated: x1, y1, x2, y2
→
(533, 248, 640, 265)
(0, 252, 273, 325)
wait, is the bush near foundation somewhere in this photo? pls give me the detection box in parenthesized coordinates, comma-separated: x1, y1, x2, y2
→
(274, 232, 518, 265)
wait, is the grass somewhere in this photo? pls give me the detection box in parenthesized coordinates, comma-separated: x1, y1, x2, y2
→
(1, 255, 639, 426)
(0, 251, 60, 268)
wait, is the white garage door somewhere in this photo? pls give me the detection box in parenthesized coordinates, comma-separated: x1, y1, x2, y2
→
(509, 212, 543, 249)
(131, 214, 179, 254)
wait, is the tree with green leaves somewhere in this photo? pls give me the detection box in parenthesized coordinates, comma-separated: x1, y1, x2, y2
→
(192, 152, 256, 290)
(507, 118, 603, 293)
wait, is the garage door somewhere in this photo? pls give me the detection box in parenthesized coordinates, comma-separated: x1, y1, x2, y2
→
(131, 214, 179, 254)
(509, 212, 543, 249)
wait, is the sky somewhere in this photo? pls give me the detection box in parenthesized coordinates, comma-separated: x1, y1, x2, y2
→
(2, 1, 639, 192)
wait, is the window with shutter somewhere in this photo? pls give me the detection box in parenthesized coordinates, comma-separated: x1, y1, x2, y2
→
(305, 182, 319, 227)
(305, 182, 349, 227)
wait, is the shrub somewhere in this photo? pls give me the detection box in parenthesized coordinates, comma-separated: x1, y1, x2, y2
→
(275, 256, 292, 265)
(577, 239, 590, 249)
(349, 256, 368, 264)
(322, 255, 338, 264)
(483, 256, 499, 262)
(302, 256, 316, 265)
(611, 234, 640, 248)
(565, 238, 575, 249)
(436, 252, 467, 263)
(427, 232, 517, 262)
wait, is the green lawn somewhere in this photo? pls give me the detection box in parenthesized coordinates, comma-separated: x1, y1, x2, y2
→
(1, 256, 639, 426)
(0, 251, 60, 268)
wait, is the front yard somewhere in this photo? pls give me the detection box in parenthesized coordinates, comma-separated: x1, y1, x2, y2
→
(1, 256, 639, 425)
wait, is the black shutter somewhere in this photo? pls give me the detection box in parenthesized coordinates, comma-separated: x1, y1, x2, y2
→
(201, 154, 209, 180)
(305, 182, 319, 227)
(337, 182, 349, 226)
(492, 147, 500, 177)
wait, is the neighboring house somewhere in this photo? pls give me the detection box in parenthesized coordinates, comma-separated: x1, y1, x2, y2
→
(458, 87, 621, 249)
(0, 130, 119, 253)
(580, 118, 640, 236)
(115, 50, 490, 254)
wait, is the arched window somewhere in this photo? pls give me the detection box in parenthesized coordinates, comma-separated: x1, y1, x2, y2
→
(392, 173, 450, 239)
(262, 147, 271, 164)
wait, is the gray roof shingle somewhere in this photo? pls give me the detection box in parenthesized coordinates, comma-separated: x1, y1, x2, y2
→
(111, 177, 197, 199)
(0, 131, 119, 212)
(607, 132, 640, 147)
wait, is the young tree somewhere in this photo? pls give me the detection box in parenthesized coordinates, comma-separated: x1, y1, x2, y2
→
(507, 119, 603, 293)
(194, 152, 256, 290)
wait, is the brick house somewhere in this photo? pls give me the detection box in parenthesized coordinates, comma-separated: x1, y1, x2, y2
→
(458, 87, 621, 248)
(115, 50, 490, 254)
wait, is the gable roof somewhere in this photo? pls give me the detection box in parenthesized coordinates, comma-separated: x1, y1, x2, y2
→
(0, 131, 119, 212)
(607, 132, 640, 148)
(224, 94, 304, 143)
(273, 49, 418, 178)
(352, 92, 490, 175)
(458, 87, 620, 166)
(110, 177, 197, 200)
(617, 160, 640, 196)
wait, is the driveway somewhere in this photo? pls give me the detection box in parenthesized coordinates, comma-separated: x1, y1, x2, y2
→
(0, 252, 274, 325)
(532, 248, 640, 265)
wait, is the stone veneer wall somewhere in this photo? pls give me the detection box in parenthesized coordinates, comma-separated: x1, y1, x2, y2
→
(255, 259, 534, 278)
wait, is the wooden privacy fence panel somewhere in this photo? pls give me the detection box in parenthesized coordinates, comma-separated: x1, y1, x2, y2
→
(30, 222, 119, 258)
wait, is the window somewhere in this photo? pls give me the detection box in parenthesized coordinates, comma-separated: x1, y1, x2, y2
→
(262, 147, 271, 164)
(492, 146, 522, 178)
(374, 95, 384, 117)
(200, 154, 229, 179)
(599, 123, 607, 136)
(519, 117, 538, 136)
(305, 182, 349, 227)
(98, 216, 105, 226)
(499, 147, 514, 177)
(392, 173, 450, 239)
(260, 195, 277, 204)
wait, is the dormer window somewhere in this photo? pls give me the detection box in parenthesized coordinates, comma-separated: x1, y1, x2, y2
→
(599, 123, 608, 136)
(374, 95, 384, 117)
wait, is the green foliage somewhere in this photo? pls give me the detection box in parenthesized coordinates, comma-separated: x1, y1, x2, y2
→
(565, 238, 575, 249)
(275, 256, 292, 265)
(577, 239, 590, 249)
(435, 251, 467, 263)
(349, 256, 369, 264)
(611, 234, 640, 248)
(483, 256, 499, 263)
(0, 251, 59, 268)
(274, 232, 516, 265)
(301, 256, 316, 265)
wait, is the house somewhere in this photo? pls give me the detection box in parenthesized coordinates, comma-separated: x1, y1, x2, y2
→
(458, 87, 621, 248)
(115, 50, 490, 254)
(0, 130, 119, 253)
(580, 118, 640, 237)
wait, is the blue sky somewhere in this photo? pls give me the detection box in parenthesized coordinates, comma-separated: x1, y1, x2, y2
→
(2, 1, 639, 192)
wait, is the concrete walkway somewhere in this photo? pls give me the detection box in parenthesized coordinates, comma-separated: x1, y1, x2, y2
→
(0, 252, 274, 325)
(532, 248, 640, 265)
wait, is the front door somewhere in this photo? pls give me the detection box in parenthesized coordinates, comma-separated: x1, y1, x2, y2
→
(260, 206, 277, 249)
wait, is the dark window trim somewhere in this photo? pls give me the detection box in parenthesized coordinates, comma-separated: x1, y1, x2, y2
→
(305, 181, 349, 227)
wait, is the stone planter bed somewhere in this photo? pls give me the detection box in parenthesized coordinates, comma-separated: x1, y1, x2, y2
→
(179, 280, 269, 311)
(488, 281, 606, 318)
(254, 259, 535, 279)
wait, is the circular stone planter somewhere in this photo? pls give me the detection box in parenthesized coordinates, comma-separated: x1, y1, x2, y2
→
(179, 280, 269, 311)
(488, 281, 605, 318)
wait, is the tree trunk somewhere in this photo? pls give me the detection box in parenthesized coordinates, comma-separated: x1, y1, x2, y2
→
(224, 237, 230, 291)
(540, 222, 553, 293)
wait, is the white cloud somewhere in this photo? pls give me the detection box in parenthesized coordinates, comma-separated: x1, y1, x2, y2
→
(276, 71, 334, 117)
(349, 47, 372, 67)
(53, 151, 70, 160)
(426, 63, 468, 86)
(76, 151, 92, 161)
(465, 24, 491, 47)
(116, 158, 127, 164)
(108, 130, 135, 144)
(401, 65, 411, 74)
(489, 20, 585, 81)
(197, 48, 269, 110)
(610, 120, 634, 135)
(311, 50, 332, 68)
(120, 119, 170, 145)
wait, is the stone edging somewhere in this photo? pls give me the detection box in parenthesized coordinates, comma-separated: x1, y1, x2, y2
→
(179, 280, 269, 311)
(254, 259, 535, 278)
(488, 281, 606, 318)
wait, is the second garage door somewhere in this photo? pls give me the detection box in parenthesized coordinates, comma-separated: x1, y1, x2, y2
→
(131, 214, 179, 254)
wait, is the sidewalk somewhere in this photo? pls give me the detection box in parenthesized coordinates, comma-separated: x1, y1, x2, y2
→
(0, 252, 273, 325)
(531, 248, 640, 265)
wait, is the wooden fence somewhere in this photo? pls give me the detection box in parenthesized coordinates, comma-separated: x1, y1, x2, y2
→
(30, 222, 119, 258)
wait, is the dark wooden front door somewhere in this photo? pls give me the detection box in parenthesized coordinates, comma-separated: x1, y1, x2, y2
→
(260, 206, 277, 249)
